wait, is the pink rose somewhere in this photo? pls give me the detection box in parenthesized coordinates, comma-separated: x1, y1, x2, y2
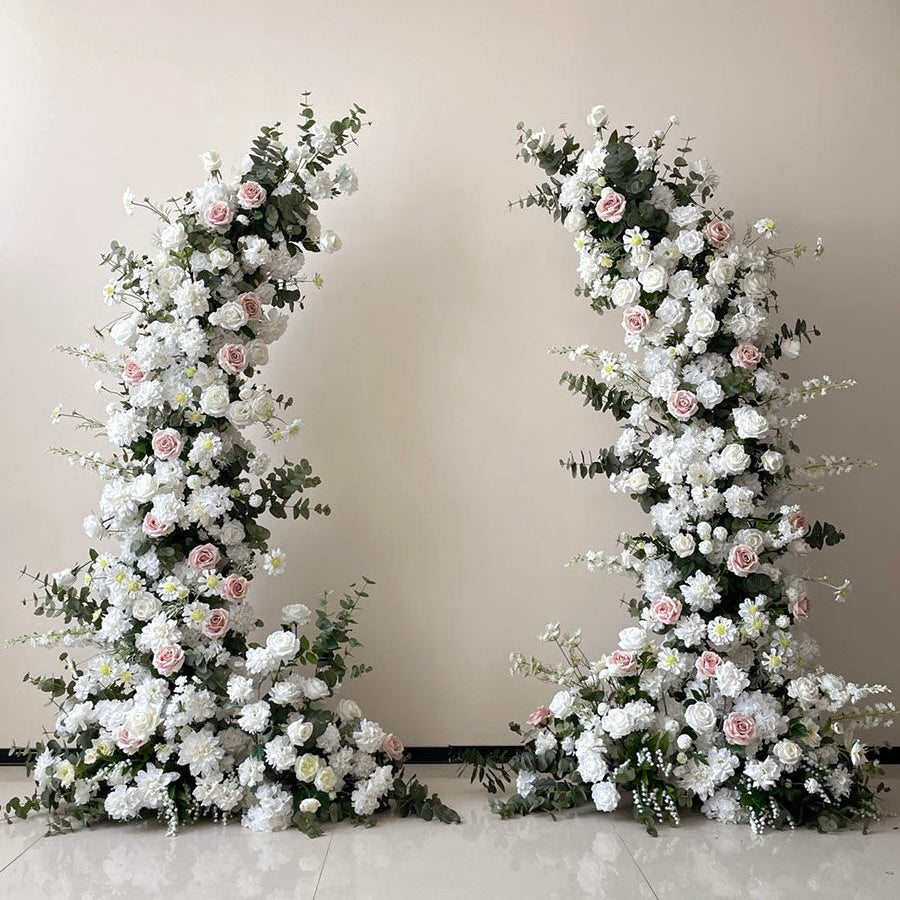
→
(695, 651, 722, 679)
(239, 292, 262, 319)
(142, 512, 174, 538)
(526, 706, 552, 727)
(201, 608, 230, 640)
(123, 360, 146, 384)
(622, 306, 650, 334)
(650, 596, 682, 625)
(222, 573, 249, 602)
(217, 343, 248, 375)
(787, 512, 809, 536)
(727, 544, 759, 577)
(237, 180, 267, 210)
(723, 712, 757, 746)
(204, 200, 234, 228)
(151, 428, 183, 460)
(153, 643, 185, 677)
(114, 725, 148, 755)
(789, 593, 811, 620)
(188, 543, 220, 571)
(667, 390, 698, 421)
(595, 187, 626, 223)
(607, 650, 638, 676)
(731, 343, 762, 370)
(703, 219, 732, 247)
(380, 733, 405, 761)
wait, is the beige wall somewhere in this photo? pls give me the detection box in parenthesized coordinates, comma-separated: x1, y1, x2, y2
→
(1, 0, 898, 747)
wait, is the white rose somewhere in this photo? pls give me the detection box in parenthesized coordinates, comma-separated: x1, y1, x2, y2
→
(132, 593, 161, 621)
(227, 400, 255, 428)
(129, 473, 158, 503)
(788, 676, 820, 708)
(591, 781, 620, 812)
(627, 469, 650, 494)
(773, 739, 802, 769)
(638, 264, 668, 294)
(200, 384, 230, 417)
(782, 338, 801, 358)
(83, 515, 103, 538)
(687, 307, 719, 339)
(110, 317, 138, 347)
(315, 766, 338, 793)
(338, 699, 363, 722)
(618, 626, 646, 652)
(124, 703, 161, 741)
(696, 380, 725, 409)
(601, 707, 634, 739)
(299, 798, 320, 814)
(268, 680, 303, 705)
(720, 443, 751, 475)
(246, 339, 269, 368)
(320, 229, 342, 253)
(667, 270, 696, 299)
(675, 229, 705, 259)
(265, 630, 300, 661)
(219, 520, 245, 546)
(741, 271, 772, 298)
(155, 265, 182, 293)
(302, 677, 330, 701)
(287, 718, 314, 745)
(211, 301, 248, 331)
(611, 278, 641, 308)
(564, 209, 587, 232)
(199, 150, 221, 173)
(548, 690, 576, 719)
(761, 450, 784, 473)
(282, 603, 312, 626)
(209, 248, 234, 270)
(671, 533, 696, 558)
(708, 257, 736, 286)
(684, 701, 717, 733)
(587, 105, 609, 128)
(735, 529, 765, 553)
(294, 753, 321, 782)
(531, 129, 551, 150)
(160, 223, 187, 251)
(733, 406, 770, 440)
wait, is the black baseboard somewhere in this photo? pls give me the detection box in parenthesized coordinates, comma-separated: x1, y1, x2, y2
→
(2, 745, 896, 766)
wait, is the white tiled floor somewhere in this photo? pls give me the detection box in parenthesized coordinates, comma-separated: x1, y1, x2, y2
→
(1, 765, 897, 899)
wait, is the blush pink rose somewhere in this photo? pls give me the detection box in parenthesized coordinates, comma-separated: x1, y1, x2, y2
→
(188, 543, 220, 571)
(239, 292, 262, 319)
(595, 187, 627, 223)
(204, 200, 234, 228)
(237, 180, 267, 209)
(151, 428, 183, 460)
(787, 512, 809, 536)
(123, 360, 146, 384)
(526, 706, 552, 727)
(222, 573, 249, 601)
(703, 218, 732, 247)
(731, 342, 762, 370)
(607, 649, 638, 676)
(381, 733, 405, 761)
(217, 343, 248, 375)
(622, 306, 650, 334)
(667, 390, 698, 421)
(650, 596, 683, 625)
(114, 725, 148, 755)
(723, 712, 757, 746)
(201, 608, 230, 640)
(727, 544, 759, 577)
(695, 651, 722, 679)
(142, 512, 174, 538)
(153, 643, 185, 677)
(789, 593, 811, 620)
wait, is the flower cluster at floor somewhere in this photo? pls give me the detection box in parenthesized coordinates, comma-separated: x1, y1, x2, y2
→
(7, 100, 456, 835)
(487, 106, 893, 833)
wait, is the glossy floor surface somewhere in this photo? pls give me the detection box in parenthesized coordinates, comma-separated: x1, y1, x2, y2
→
(1, 766, 897, 899)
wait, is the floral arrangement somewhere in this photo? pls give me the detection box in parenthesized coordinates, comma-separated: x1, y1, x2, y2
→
(482, 105, 894, 833)
(7, 98, 456, 836)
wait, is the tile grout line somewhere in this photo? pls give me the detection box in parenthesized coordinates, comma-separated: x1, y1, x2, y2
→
(0, 829, 48, 876)
(311, 830, 335, 899)
(610, 821, 662, 900)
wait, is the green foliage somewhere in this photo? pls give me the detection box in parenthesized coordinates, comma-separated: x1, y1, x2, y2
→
(391, 774, 461, 824)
